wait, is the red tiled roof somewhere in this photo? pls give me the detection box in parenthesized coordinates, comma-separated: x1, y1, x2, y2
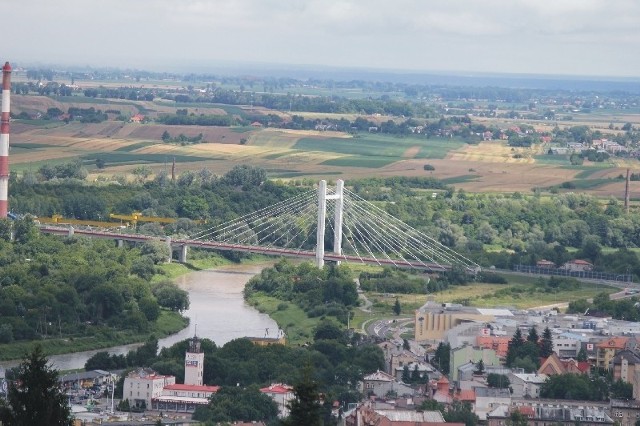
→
(164, 384, 219, 392)
(456, 389, 476, 401)
(260, 384, 293, 394)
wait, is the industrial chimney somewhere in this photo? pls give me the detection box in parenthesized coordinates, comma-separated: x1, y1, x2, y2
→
(0, 62, 11, 218)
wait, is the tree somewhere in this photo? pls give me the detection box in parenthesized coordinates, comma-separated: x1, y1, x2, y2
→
(539, 327, 554, 358)
(0, 345, 72, 426)
(506, 328, 524, 366)
(527, 327, 539, 344)
(433, 342, 451, 374)
(402, 338, 410, 351)
(577, 347, 588, 362)
(402, 365, 411, 383)
(192, 386, 278, 423)
(506, 410, 529, 426)
(283, 364, 323, 426)
(444, 401, 478, 426)
(487, 373, 510, 389)
(611, 378, 633, 400)
(474, 359, 485, 375)
(393, 297, 401, 315)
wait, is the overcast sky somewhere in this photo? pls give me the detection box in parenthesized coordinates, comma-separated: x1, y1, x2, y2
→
(4, 0, 640, 78)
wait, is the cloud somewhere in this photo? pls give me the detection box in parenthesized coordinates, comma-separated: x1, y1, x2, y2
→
(2, 0, 639, 76)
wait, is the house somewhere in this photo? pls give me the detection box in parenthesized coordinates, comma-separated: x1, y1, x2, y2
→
(260, 383, 294, 418)
(474, 387, 511, 421)
(476, 335, 511, 358)
(536, 259, 556, 269)
(488, 405, 613, 426)
(508, 373, 547, 398)
(538, 353, 589, 376)
(250, 121, 263, 127)
(345, 403, 458, 426)
(596, 337, 629, 369)
(363, 370, 397, 397)
(123, 368, 176, 409)
(610, 399, 640, 426)
(560, 259, 593, 273)
(450, 344, 500, 381)
(130, 114, 145, 123)
(246, 334, 286, 346)
(152, 383, 219, 412)
(394, 361, 433, 382)
(612, 350, 640, 399)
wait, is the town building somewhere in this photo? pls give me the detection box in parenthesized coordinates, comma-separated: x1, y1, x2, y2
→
(538, 353, 589, 376)
(415, 302, 513, 342)
(508, 373, 547, 398)
(260, 383, 294, 418)
(123, 368, 176, 409)
(184, 336, 204, 386)
(611, 349, 640, 399)
(596, 337, 629, 369)
(475, 387, 511, 421)
(450, 344, 500, 381)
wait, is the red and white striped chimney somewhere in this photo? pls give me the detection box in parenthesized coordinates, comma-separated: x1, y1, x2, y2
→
(0, 62, 11, 218)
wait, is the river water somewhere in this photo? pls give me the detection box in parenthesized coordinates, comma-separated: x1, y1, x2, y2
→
(0, 263, 277, 371)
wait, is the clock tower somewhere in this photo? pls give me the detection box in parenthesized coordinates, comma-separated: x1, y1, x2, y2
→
(184, 335, 204, 386)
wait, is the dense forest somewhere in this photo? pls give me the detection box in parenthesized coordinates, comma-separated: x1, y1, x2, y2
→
(0, 218, 187, 345)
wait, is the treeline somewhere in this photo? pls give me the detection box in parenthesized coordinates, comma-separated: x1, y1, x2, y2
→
(244, 260, 358, 324)
(0, 218, 187, 343)
(567, 292, 640, 321)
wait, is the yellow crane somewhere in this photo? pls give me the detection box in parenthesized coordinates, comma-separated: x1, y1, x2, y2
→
(109, 212, 207, 225)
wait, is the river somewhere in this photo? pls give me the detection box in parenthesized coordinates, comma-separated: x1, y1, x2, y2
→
(0, 263, 277, 371)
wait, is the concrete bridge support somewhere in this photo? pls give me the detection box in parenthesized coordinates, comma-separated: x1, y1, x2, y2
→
(165, 237, 172, 263)
(116, 239, 124, 248)
(178, 244, 188, 263)
(68, 226, 74, 237)
(316, 179, 344, 268)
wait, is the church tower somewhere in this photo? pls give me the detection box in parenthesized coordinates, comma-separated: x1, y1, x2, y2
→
(184, 335, 204, 386)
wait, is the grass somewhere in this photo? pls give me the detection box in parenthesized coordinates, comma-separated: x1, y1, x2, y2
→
(294, 134, 463, 160)
(321, 156, 397, 168)
(10, 143, 58, 149)
(440, 175, 480, 185)
(559, 178, 614, 190)
(246, 293, 319, 345)
(0, 310, 188, 361)
(114, 141, 158, 152)
(81, 152, 215, 165)
(363, 277, 617, 313)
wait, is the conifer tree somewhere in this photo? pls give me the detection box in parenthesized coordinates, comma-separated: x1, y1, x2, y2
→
(284, 364, 323, 426)
(527, 326, 539, 344)
(539, 327, 554, 358)
(0, 345, 72, 426)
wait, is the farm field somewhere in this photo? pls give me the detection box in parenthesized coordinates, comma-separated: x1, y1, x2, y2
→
(7, 93, 640, 196)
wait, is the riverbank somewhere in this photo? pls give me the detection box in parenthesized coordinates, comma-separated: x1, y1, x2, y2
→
(0, 310, 188, 361)
(0, 253, 236, 361)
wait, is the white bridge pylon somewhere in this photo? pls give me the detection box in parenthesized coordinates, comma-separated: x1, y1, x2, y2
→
(316, 179, 343, 268)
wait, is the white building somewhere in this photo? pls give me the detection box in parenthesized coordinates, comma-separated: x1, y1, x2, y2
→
(184, 336, 204, 386)
(509, 373, 547, 398)
(260, 383, 294, 418)
(123, 368, 176, 409)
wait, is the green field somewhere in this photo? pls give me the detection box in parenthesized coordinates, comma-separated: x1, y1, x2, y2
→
(82, 152, 216, 165)
(294, 134, 464, 160)
(321, 156, 397, 168)
(114, 141, 158, 152)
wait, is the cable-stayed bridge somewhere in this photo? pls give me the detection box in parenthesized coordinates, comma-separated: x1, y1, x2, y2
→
(39, 180, 480, 273)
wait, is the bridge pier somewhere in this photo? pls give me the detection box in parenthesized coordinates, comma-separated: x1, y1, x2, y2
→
(68, 226, 74, 237)
(316, 179, 344, 268)
(178, 244, 188, 263)
(166, 237, 172, 263)
(116, 239, 124, 248)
